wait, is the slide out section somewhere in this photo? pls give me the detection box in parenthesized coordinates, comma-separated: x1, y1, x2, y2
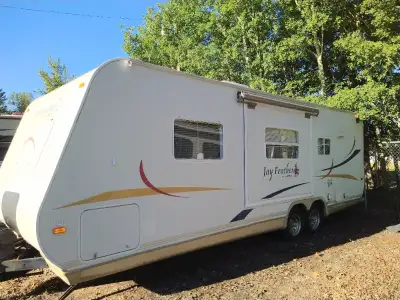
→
(244, 102, 312, 210)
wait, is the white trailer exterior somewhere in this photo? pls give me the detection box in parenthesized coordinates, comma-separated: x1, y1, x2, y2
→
(0, 58, 364, 285)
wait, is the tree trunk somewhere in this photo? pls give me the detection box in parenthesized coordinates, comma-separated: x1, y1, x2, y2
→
(363, 131, 372, 189)
(313, 31, 327, 97)
(316, 54, 327, 96)
(379, 156, 389, 191)
(241, 21, 249, 68)
(393, 146, 400, 189)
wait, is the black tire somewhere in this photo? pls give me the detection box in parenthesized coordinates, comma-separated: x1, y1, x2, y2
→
(285, 206, 305, 238)
(306, 203, 324, 232)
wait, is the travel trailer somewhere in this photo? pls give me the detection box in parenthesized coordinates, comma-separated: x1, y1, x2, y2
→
(0, 58, 365, 289)
(0, 115, 22, 167)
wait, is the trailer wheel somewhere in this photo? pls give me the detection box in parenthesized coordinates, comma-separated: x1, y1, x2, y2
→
(285, 206, 305, 238)
(307, 203, 324, 232)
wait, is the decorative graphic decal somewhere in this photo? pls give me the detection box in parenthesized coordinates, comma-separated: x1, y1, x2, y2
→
(317, 137, 361, 181)
(317, 174, 358, 180)
(294, 164, 299, 176)
(24, 137, 35, 149)
(56, 160, 229, 209)
(321, 150, 361, 172)
(139, 161, 185, 198)
(263, 162, 300, 181)
(261, 161, 304, 201)
(261, 182, 310, 199)
(320, 159, 334, 179)
(231, 209, 253, 222)
(345, 137, 356, 158)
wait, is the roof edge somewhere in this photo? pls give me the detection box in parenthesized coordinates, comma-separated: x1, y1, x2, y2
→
(121, 58, 356, 115)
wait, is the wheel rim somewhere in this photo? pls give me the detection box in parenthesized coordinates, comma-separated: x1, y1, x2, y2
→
(288, 213, 302, 236)
(309, 209, 320, 230)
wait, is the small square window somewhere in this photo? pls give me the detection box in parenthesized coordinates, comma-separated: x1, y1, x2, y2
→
(325, 139, 330, 155)
(318, 138, 331, 155)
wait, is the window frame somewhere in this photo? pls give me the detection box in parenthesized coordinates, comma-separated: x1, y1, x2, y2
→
(173, 118, 224, 161)
(265, 127, 299, 159)
(318, 138, 331, 155)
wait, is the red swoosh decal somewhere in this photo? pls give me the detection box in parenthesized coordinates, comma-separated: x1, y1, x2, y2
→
(24, 137, 35, 149)
(139, 160, 186, 198)
(321, 159, 334, 179)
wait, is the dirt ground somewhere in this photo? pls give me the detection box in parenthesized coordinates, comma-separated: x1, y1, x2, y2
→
(1, 189, 400, 300)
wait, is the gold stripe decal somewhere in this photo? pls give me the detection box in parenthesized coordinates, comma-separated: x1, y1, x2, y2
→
(56, 160, 229, 209)
(57, 187, 228, 209)
(317, 174, 359, 180)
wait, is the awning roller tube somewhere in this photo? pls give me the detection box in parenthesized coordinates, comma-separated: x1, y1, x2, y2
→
(237, 91, 319, 116)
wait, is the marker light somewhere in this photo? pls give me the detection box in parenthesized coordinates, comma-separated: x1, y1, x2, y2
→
(79, 82, 85, 88)
(53, 226, 66, 235)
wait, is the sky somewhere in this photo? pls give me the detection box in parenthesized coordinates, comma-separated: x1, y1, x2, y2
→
(0, 0, 166, 98)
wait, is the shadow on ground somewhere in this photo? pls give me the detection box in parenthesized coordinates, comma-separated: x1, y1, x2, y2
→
(20, 188, 400, 298)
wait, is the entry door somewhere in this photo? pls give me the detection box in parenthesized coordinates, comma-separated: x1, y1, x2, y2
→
(245, 104, 312, 207)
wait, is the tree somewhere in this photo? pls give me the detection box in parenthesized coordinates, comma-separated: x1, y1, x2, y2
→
(8, 92, 33, 113)
(38, 56, 74, 95)
(123, 2, 399, 125)
(123, 0, 400, 189)
(123, 0, 399, 94)
(0, 89, 7, 114)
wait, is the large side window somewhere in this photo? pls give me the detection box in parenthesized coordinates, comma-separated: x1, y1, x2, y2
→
(174, 119, 223, 160)
(265, 128, 299, 159)
(318, 138, 331, 155)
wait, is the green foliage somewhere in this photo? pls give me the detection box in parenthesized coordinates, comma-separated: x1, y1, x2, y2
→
(39, 56, 74, 95)
(8, 92, 33, 113)
(0, 89, 7, 114)
(327, 83, 399, 130)
(123, 0, 400, 149)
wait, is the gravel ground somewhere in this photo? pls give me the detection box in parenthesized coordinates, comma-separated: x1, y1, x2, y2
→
(1, 189, 400, 300)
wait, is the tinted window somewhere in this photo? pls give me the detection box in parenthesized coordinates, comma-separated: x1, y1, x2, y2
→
(174, 119, 223, 160)
(318, 138, 331, 155)
(265, 128, 299, 159)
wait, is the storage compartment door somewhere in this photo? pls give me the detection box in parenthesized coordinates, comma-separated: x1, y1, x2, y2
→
(80, 204, 140, 261)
